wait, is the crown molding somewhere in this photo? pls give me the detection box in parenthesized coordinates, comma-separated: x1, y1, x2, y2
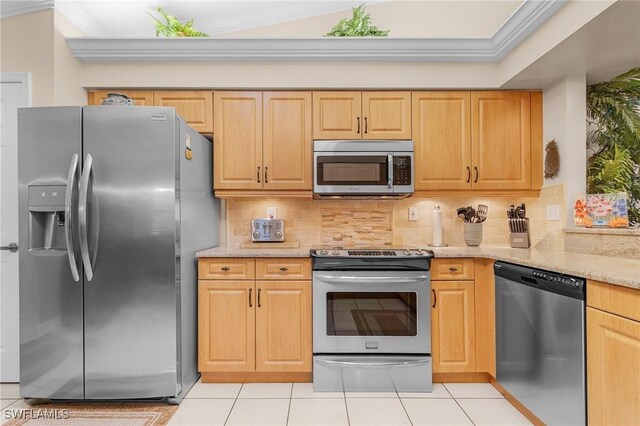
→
(1, 0, 53, 19)
(66, 0, 566, 62)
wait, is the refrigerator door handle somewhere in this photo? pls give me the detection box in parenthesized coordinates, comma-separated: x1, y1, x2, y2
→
(79, 153, 94, 281)
(65, 153, 80, 282)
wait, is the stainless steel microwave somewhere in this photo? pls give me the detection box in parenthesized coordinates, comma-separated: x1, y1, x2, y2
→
(313, 140, 414, 198)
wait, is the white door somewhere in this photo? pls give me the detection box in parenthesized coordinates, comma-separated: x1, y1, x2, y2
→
(0, 75, 30, 382)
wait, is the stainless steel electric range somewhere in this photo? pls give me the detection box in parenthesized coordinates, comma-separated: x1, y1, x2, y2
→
(311, 248, 434, 392)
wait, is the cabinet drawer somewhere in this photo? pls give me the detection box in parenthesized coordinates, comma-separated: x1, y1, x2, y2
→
(587, 280, 640, 322)
(431, 258, 474, 280)
(256, 258, 311, 280)
(199, 258, 255, 280)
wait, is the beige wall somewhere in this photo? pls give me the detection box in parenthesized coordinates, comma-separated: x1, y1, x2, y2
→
(1, 10, 55, 106)
(53, 11, 85, 105)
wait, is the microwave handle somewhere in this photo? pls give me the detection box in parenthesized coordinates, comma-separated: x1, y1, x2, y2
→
(387, 153, 393, 189)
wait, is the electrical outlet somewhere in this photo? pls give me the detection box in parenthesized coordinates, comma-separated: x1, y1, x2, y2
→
(267, 207, 277, 219)
(408, 207, 418, 221)
(546, 204, 560, 221)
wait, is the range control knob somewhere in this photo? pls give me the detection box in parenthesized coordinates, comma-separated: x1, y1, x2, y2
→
(319, 249, 328, 255)
(332, 248, 341, 256)
(403, 249, 411, 256)
(416, 248, 425, 255)
(252, 231, 260, 240)
(275, 231, 283, 239)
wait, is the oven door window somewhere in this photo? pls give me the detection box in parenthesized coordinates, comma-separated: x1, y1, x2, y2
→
(317, 156, 388, 186)
(326, 292, 417, 336)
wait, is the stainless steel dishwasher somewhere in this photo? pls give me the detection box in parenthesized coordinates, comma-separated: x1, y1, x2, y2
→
(494, 262, 586, 426)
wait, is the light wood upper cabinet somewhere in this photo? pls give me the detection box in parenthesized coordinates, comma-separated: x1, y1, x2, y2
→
(362, 92, 411, 139)
(153, 91, 213, 133)
(431, 281, 476, 373)
(88, 90, 154, 106)
(313, 91, 362, 139)
(255, 281, 312, 372)
(471, 92, 531, 190)
(198, 281, 255, 372)
(263, 92, 312, 190)
(413, 92, 472, 190)
(213, 92, 263, 190)
(587, 307, 640, 426)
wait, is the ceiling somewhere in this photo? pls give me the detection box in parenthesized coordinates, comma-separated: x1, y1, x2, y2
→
(4, 0, 525, 38)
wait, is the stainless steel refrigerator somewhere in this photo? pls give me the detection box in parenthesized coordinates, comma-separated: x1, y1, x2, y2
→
(17, 106, 219, 403)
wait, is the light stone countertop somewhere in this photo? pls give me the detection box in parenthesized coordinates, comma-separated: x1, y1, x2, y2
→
(196, 244, 640, 290)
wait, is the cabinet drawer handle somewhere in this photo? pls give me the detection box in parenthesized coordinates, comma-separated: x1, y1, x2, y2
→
(279, 267, 288, 272)
(474, 166, 479, 184)
(432, 289, 437, 308)
(264, 166, 269, 183)
(364, 117, 368, 134)
(466, 167, 471, 183)
(357, 117, 361, 134)
(448, 267, 458, 272)
(249, 288, 253, 307)
(258, 288, 262, 308)
(257, 166, 261, 183)
(221, 267, 230, 271)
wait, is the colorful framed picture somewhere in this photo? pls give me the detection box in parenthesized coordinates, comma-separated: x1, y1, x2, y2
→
(576, 193, 630, 228)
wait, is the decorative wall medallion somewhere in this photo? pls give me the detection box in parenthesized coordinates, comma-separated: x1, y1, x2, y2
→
(544, 139, 559, 179)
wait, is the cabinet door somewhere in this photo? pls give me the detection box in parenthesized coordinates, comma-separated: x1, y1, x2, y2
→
(153, 91, 213, 133)
(213, 92, 263, 190)
(88, 90, 153, 106)
(255, 281, 312, 372)
(198, 281, 255, 372)
(413, 92, 471, 190)
(587, 307, 640, 426)
(312, 91, 362, 139)
(471, 92, 531, 190)
(263, 92, 312, 190)
(431, 281, 476, 373)
(362, 91, 411, 139)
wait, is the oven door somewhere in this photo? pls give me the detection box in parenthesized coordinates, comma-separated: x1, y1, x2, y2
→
(314, 152, 393, 195)
(313, 270, 430, 354)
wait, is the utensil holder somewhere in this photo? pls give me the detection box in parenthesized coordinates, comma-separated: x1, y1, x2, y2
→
(464, 223, 483, 246)
(509, 218, 531, 248)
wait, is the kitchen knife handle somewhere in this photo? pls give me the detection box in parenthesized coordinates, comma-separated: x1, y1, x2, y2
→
(474, 167, 479, 183)
(264, 166, 268, 183)
(258, 288, 262, 308)
(257, 166, 261, 183)
(432, 289, 437, 308)
(466, 166, 471, 183)
(357, 117, 360, 134)
(249, 288, 253, 307)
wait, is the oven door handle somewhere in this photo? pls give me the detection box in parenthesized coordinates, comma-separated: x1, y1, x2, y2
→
(314, 275, 428, 284)
(316, 359, 430, 368)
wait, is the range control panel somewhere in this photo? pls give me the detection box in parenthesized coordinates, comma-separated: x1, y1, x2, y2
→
(393, 156, 412, 186)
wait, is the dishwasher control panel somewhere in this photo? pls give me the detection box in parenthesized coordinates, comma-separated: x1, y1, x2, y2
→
(531, 271, 582, 288)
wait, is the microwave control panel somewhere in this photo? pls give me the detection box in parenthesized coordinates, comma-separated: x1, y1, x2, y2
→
(393, 156, 412, 185)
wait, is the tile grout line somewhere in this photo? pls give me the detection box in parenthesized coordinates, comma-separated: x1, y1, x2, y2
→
(223, 383, 243, 426)
(396, 390, 414, 426)
(442, 384, 477, 426)
(285, 383, 293, 425)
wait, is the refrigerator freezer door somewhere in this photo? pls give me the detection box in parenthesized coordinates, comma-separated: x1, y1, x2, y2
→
(82, 107, 179, 399)
(18, 107, 84, 399)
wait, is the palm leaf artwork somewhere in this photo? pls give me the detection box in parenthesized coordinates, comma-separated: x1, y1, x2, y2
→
(587, 67, 640, 224)
(325, 4, 390, 37)
(148, 7, 208, 37)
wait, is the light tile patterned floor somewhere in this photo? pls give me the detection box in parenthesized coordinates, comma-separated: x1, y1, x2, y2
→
(0, 382, 533, 426)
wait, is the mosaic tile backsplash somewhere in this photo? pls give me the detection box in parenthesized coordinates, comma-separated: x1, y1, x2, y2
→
(225, 185, 565, 250)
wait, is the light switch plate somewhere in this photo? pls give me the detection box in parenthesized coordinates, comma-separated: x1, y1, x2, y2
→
(546, 204, 560, 221)
(267, 207, 277, 219)
(408, 207, 418, 221)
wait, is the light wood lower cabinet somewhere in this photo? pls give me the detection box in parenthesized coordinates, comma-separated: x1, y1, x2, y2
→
(198, 281, 255, 372)
(431, 280, 476, 373)
(256, 281, 312, 372)
(198, 258, 312, 379)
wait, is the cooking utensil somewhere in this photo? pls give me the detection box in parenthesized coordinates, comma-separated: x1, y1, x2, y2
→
(457, 207, 468, 221)
(476, 204, 488, 223)
(465, 206, 476, 223)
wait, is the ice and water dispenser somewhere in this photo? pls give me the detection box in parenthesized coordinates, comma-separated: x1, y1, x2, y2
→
(28, 185, 67, 251)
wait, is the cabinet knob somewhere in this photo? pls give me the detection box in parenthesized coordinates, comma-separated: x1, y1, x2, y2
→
(279, 267, 288, 272)
(221, 267, 230, 271)
(449, 267, 458, 272)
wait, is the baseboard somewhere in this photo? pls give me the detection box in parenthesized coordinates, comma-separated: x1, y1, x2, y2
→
(433, 372, 492, 383)
(490, 378, 545, 426)
(201, 371, 312, 383)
